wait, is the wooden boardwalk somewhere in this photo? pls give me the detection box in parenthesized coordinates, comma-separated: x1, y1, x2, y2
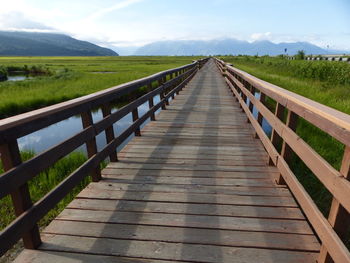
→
(14, 60, 320, 262)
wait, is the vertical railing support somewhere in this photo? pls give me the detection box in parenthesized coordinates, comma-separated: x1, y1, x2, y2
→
(148, 83, 156, 121)
(81, 110, 101, 182)
(318, 146, 350, 263)
(255, 92, 266, 138)
(164, 75, 169, 106)
(132, 107, 141, 136)
(159, 78, 166, 110)
(268, 102, 285, 165)
(276, 110, 298, 184)
(246, 84, 255, 123)
(0, 141, 41, 249)
(102, 103, 118, 162)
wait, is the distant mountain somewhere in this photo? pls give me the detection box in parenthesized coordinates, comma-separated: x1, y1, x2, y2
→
(132, 39, 334, 56)
(0, 31, 118, 56)
(112, 46, 139, 56)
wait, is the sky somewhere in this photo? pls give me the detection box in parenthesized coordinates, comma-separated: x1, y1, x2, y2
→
(0, 0, 349, 51)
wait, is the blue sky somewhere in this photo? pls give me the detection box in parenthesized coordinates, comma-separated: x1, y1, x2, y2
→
(0, 0, 349, 50)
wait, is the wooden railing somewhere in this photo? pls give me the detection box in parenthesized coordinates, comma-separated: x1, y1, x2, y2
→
(215, 58, 350, 263)
(0, 58, 209, 256)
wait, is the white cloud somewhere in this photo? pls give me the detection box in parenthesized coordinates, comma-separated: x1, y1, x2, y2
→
(87, 0, 144, 21)
(250, 32, 272, 41)
(0, 11, 55, 31)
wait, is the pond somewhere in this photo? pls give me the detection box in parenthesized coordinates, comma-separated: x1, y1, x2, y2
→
(18, 95, 163, 155)
(7, 75, 31, 81)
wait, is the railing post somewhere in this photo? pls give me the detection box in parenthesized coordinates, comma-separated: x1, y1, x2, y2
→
(248, 85, 255, 113)
(176, 70, 181, 95)
(276, 110, 298, 184)
(159, 78, 166, 110)
(268, 102, 285, 165)
(81, 110, 101, 182)
(247, 84, 255, 123)
(102, 103, 118, 162)
(255, 92, 266, 138)
(164, 75, 169, 106)
(0, 141, 41, 249)
(148, 83, 156, 121)
(132, 107, 141, 136)
(241, 80, 248, 112)
(318, 146, 350, 263)
(169, 72, 176, 100)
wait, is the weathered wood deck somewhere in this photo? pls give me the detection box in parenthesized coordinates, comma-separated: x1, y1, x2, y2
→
(14, 60, 320, 262)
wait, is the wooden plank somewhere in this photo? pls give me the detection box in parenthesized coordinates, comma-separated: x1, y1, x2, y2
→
(113, 156, 267, 166)
(130, 137, 260, 145)
(77, 187, 297, 207)
(38, 234, 318, 263)
(56, 209, 312, 234)
(83, 181, 291, 197)
(67, 198, 304, 219)
(107, 162, 279, 173)
(118, 151, 269, 160)
(101, 175, 276, 187)
(123, 144, 267, 154)
(44, 220, 319, 251)
(102, 167, 274, 179)
(14, 250, 179, 263)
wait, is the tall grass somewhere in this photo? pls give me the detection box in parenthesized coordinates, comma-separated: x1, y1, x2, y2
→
(0, 151, 89, 231)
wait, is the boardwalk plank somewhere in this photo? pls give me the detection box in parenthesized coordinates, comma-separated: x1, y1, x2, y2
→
(44, 220, 319, 251)
(76, 187, 297, 206)
(67, 198, 304, 219)
(37, 234, 318, 263)
(56, 209, 313, 234)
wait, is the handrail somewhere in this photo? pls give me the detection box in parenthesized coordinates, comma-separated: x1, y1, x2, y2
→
(0, 57, 209, 256)
(215, 57, 350, 263)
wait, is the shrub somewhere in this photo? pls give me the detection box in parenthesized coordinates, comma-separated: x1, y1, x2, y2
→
(0, 66, 8, 81)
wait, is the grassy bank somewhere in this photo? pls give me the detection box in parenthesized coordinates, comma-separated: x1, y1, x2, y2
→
(220, 56, 349, 217)
(0, 56, 202, 118)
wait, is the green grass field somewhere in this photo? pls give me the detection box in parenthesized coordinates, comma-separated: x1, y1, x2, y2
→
(220, 56, 349, 220)
(0, 56, 202, 118)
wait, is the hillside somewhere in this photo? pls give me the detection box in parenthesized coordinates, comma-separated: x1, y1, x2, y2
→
(0, 31, 118, 56)
(132, 39, 332, 56)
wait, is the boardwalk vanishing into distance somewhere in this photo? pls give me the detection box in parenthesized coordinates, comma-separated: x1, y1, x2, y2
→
(1, 58, 349, 262)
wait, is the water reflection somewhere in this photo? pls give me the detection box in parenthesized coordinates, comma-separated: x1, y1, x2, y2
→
(247, 92, 272, 135)
(18, 95, 162, 154)
(7, 75, 31, 81)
